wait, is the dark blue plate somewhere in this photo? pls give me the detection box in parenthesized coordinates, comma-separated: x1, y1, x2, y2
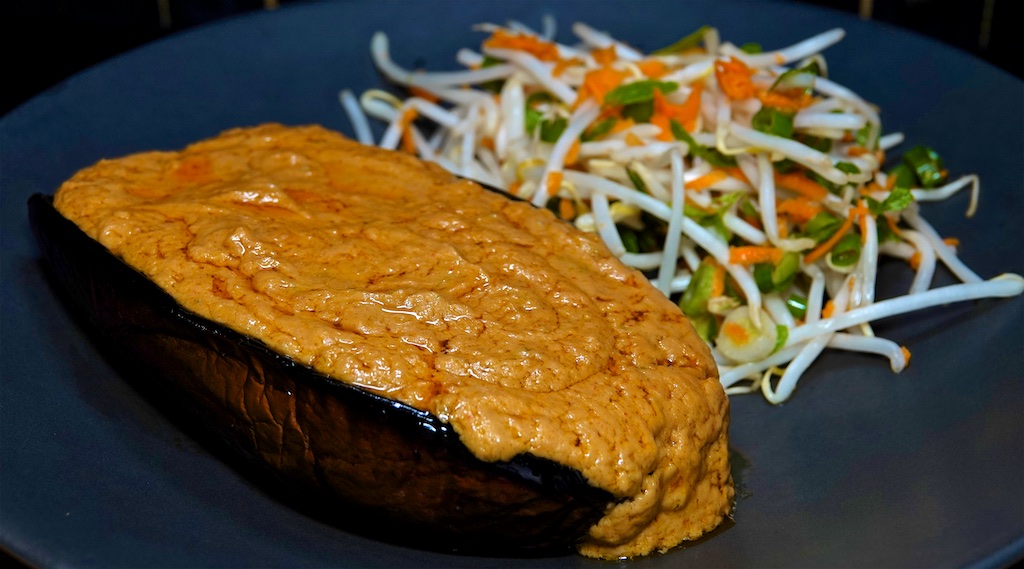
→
(2, 1, 1022, 567)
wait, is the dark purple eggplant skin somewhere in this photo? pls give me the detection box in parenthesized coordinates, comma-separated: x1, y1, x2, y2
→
(27, 193, 615, 556)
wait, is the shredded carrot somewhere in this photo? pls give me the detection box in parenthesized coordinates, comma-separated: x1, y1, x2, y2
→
(774, 171, 830, 201)
(592, 45, 618, 66)
(408, 86, 439, 103)
(399, 108, 419, 154)
(803, 211, 856, 264)
(507, 179, 522, 195)
(558, 198, 575, 220)
(776, 197, 822, 224)
(714, 56, 757, 100)
(725, 166, 751, 185)
(777, 218, 789, 238)
(565, 139, 581, 165)
(479, 136, 495, 151)
(684, 169, 728, 191)
(575, 66, 629, 108)
(710, 261, 726, 298)
(651, 83, 703, 140)
(729, 245, 785, 266)
(757, 88, 813, 111)
(857, 199, 870, 243)
(546, 171, 564, 196)
(483, 29, 559, 61)
(884, 214, 903, 238)
(722, 321, 750, 345)
(900, 345, 912, 366)
(609, 117, 636, 134)
(552, 56, 583, 77)
(943, 237, 960, 247)
(846, 145, 871, 157)
(637, 59, 669, 78)
(625, 132, 645, 146)
(908, 251, 922, 270)
(822, 299, 835, 319)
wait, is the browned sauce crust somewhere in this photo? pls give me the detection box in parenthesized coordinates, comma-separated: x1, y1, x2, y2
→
(54, 123, 733, 558)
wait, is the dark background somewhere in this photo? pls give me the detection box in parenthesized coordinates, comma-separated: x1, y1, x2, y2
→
(1, 0, 1021, 117)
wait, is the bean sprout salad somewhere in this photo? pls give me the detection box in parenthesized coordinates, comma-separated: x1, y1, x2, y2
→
(339, 18, 1023, 404)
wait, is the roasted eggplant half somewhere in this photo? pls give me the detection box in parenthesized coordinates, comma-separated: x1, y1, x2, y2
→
(28, 193, 615, 556)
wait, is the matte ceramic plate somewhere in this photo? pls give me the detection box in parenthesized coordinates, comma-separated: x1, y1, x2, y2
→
(2, 1, 1022, 567)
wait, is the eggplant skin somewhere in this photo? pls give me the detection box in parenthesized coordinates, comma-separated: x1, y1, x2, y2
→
(28, 193, 615, 556)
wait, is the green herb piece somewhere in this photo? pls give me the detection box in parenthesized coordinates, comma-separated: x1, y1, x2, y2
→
(902, 145, 947, 188)
(539, 116, 568, 142)
(525, 108, 543, 135)
(604, 80, 678, 106)
(479, 55, 506, 93)
(621, 100, 654, 123)
(652, 25, 711, 55)
(867, 186, 915, 216)
(835, 161, 861, 175)
(752, 106, 795, 138)
(581, 117, 616, 141)
(740, 42, 762, 54)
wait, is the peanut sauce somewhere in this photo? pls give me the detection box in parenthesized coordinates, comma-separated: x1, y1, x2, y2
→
(54, 123, 733, 558)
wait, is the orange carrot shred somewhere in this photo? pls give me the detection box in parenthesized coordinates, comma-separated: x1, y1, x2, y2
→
(558, 198, 575, 220)
(722, 322, 750, 345)
(729, 246, 785, 266)
(592, 45, 618, 66)
(483, 29, 559, 61)
(900, 345, 912, 366)
(408, 86, 439, 103)
(625, 132, 645, 147)
(565, 139, 581, 165)
(908, 251, 922, 270)
(943, 237, 961, 247)
(575, 66, 630, 108)
(822, 299, 835, 319)
(637, 59, 669, 78)
(710, 261, 726, 298)
(803, 213, 855, 264)
(684, 169, 728, 191)
(777, 197, 822, 224)
(651, 83, 703, 140)
(546, 171, 564, 196)
(714, 56, 757, 100)
(775, 172, 829, 201)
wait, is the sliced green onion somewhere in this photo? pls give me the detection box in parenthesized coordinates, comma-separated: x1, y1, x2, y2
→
(581, 117, 616, 141)
(829, 232, 862, 267)
(805, 211, 843, 243)
(621, 100, 654, 123)
(539, 116, 568, 142)
(680, 258, 717, 317)
(772, 324, 790, 354)
(652, 25, 711, 55)
(689, 313, 719, 344)
(604, 80, 678, 106)
(626, 167, 649, 194)
(752, 106, 795, 138)
(786, 294, 808, 320)
(902, 145, 947, 188)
